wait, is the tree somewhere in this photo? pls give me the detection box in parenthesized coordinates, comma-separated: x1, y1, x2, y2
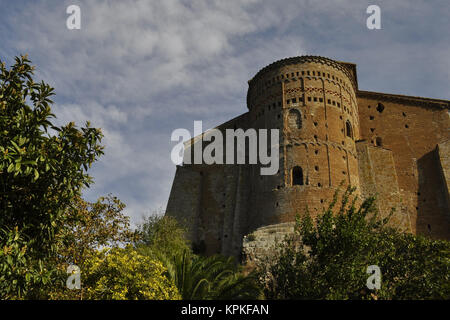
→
(48, 195, 136, 299)
(0, 55, 104, 298)
(0, 227, 45, 299)
(261, 187, 450, 300)
(134, 214, 191, 259)
(81, 247, 180, 300)
(58, 194, 135, 266)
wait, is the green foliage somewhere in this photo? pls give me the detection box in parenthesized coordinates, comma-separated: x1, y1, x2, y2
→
(261, 187, 450, 300)
(0, 55, 104, 298)
(81, 247, 180, 300)
(135, 214, 262, 300)
(0, 227, 54, 299)
(58, 195, 135, 266)
(135, 214, 191, 258)
(48, 195, 135, 299)
(168, 251, 262, 300)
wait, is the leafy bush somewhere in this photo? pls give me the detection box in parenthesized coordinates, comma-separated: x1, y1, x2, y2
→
(135, 214, 191, 258)
(81, 247, 180, 300)
(261, 187, 450, 300)
(48, 195, 136, 299)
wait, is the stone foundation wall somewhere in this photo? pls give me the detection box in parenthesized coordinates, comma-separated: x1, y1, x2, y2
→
(242, 222, 295, 265)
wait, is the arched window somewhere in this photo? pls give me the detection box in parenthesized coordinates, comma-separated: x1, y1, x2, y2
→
(345, 121, 353, 139)
(288, 109, 302, 129)
(292, 166, 304, 186)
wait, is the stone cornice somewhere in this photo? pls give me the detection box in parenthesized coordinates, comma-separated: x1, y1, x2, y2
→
(357, 90, 450, 109)
(248, 55, 358, 91)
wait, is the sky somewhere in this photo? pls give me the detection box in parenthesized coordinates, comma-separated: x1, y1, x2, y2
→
(1, 0, 449, 226)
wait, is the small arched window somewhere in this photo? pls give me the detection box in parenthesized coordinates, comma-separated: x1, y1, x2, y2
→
(292, 166, 304, 186)
(345, 121, 353, 139)
(288, 109, 302, 129)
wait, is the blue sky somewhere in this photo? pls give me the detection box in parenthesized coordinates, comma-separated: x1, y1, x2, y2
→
(1, 0, 449, 225)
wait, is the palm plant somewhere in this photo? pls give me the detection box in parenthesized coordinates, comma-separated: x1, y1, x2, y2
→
(167, 250, 262, 300)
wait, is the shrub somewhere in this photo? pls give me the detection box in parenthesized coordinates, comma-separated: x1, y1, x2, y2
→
(82, 247, 180, 300)
(260, 187, 450, 300)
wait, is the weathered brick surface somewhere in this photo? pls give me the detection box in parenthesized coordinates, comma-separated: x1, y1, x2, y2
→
(357, 93, 450, 240)
(165, 56, 450, 260)
(356, 141, 409, 231)
(437, 141, 450, 215)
